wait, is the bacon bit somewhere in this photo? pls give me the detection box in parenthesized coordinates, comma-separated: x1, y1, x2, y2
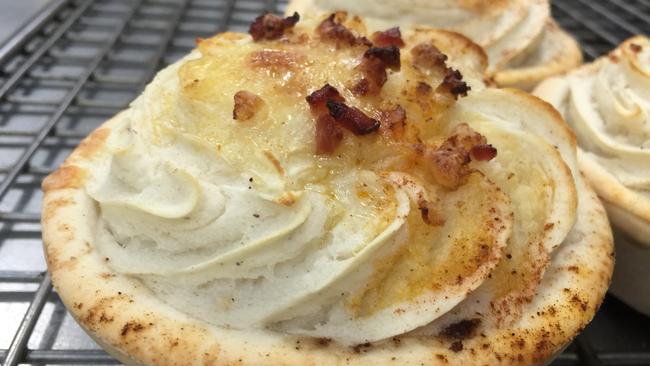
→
(364, 46, 401, 71)
(233, 91, 264, 121)
(352, 46, 401, 96)
(315, 114, 344, 154)
(438, 68, 470, 99)
(411, 43, 470, 99)
(380, 105, 407, 139)
(249, 12, 300, 41)
(326, 100, 380, 135)
(416, 81, 432, 95)
(470, 144, 497, 161)
(306, 84, 344, 114)
(372, 27, 405, 48)
(317, 13, 371, 47)
(424, 123, 494, 189)
(630, 43, 643, 53)
(442, 123, 487, 151)
(411, 43, 448, 70)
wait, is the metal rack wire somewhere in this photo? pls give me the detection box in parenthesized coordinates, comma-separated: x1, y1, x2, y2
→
(0, 0, 648, 365)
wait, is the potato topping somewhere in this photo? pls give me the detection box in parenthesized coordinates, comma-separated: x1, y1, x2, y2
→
(249, 12, 300, 41)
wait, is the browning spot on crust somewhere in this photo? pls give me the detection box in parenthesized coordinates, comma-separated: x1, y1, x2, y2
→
(567, 266, 580, 274)
(450, 341, 464, 352)
(263, 150, 284, 175)
(440, 318, 482, 340)
(372, 27, 405, 48)
(249, 12, 299, 41)
(42, 165, 86, 192)
(630, 43, 642, 53)
(233, 90, 264, 121)
(352, 342, 372, 353)
(121, 320, 145, 336)
(76, 128, 110, 159)
(315, 337, 332, 347)
(316, 13, 371, 48)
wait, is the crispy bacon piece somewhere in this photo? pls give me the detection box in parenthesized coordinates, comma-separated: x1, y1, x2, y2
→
(372, 27, 405, 48)
(441, 123, 487, 151)
(315, 114, 344, 154)
(364, 46, 401, 71)
(411, 43, 448, 70)
(470, 144, 497, 161)
(352, 46, 401, 96)
(426, 148, 472, 189)
(326, 100, 380, 135)
(316, 14, 371, 47)
(438, 68, 470, 99)
(306, 84, 344, 114)
(249, 12, 300, 41)
(411, 43, 470, 100)
(424, 123, 495, 189)
(233, 90, 264, 121)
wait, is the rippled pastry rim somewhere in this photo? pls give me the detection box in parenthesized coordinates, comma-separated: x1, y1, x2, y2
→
(492, 20, 582, 91)
(41, 90, 613, 365)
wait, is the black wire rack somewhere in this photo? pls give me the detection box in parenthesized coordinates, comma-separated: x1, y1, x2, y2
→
(0, 0, 648, 365)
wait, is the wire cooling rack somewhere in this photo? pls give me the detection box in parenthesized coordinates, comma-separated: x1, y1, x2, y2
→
(0, 0, 648, 365)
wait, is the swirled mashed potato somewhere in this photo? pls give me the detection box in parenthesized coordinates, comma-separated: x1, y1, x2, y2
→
(82, 13, 576, 345)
